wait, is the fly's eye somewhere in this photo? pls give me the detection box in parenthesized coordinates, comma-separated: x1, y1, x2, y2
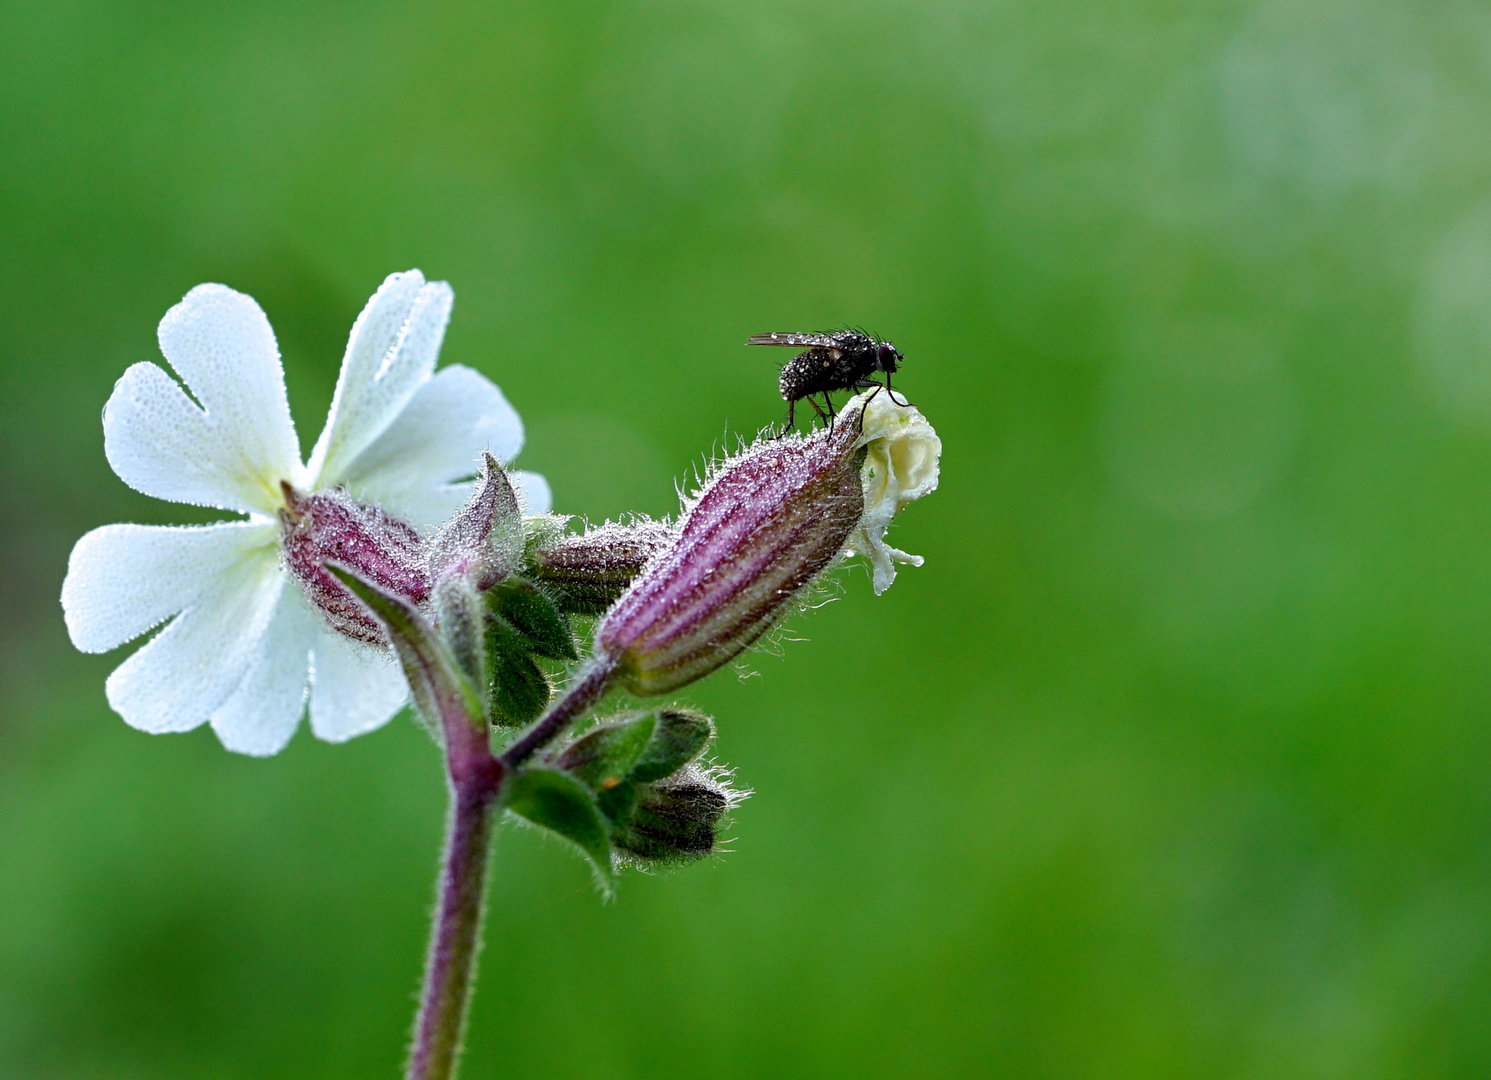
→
(876, 343, 899, 371)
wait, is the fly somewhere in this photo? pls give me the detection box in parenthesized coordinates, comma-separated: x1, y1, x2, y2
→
(746, 330, 906, 430)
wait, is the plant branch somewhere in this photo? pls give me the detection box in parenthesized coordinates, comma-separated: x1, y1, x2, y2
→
(499, 658, 618, 770)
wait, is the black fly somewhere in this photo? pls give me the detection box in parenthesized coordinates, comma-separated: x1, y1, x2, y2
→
(746, 330, 905, 430)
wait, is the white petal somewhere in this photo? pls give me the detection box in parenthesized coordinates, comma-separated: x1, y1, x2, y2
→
(337, 364, 525, 528)
(104, 545, 284, 734)
(512, 470, 552, 515)
(62, 520, 278, 653)
(308, 631, 408, 743)
(306, 271, 454, 489)
(209, 584, 317, 756)
(104, 286, 300, 514)
(343, 470, 550, 536)
(362, 482, 479, 534)
(843, 391, 941, 596)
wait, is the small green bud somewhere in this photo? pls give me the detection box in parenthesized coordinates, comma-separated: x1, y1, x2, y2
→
(486, 619, 551, 727)
(427, 453, 525, 591)
(544, 708, 741, 870)
(615, 770, 734, 866)
(526, 518, 675, 615)
(487, 576, 576, 661)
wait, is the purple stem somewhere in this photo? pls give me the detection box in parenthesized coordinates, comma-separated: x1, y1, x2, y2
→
(406, 660, 616, 1080)
(407, 702, 505, 1080)
(498, 658, 618, 770)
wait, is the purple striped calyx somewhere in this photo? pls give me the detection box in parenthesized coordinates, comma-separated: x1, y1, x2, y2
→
(595, 410, 866, 695)
(526, 517, 675, 615)
(594, 391, 940, 696)
(278, 484, 429, 644)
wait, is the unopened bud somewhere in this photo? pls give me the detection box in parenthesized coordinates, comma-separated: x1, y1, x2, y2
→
(427, 453, 524, 592)
(279, 485, 428, 643)
(593, 392, 940, 694)
(527, 517, 674, 614)
(615, 768, 738, 865)
(595, 417, 865, 695)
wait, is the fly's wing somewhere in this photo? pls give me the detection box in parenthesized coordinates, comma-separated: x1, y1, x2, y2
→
(746, 332, 838, 348)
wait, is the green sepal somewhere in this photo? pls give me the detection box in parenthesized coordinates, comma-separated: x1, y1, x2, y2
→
(595, 781, 639, 825)
(433, 575, 488, 691)
(486, 620, 551, 727)
(488, 577, 576, 660)
(504, 768, 616, 893)
(629, 708, 714, 783)
(326, 564, 485, 743)
(428, 453, 524, 589)
(555, 713, 657, 791)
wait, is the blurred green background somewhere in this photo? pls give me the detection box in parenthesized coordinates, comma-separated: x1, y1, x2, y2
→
(5, 0, 1491, 1076)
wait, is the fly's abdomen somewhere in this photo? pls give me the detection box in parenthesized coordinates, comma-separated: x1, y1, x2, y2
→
(779, 349, 842, 401)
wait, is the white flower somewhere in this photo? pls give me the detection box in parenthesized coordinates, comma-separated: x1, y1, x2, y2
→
(61, 270, 550, 756)
(846, 390, 942, 594)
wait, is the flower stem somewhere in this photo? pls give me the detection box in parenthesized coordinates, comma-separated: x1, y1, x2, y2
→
(407, 716, 505, 1080)
(499, 658, 617, 769)
(407, 779, 499, 1080)
(405, 660, 615, 1079)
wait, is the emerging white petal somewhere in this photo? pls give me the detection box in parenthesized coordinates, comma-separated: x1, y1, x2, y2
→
(512, 470, 552, 515)
(305, 271, 454, 490)
(209, 585, 318, 757)
(104, 285, 301, 514)
(337, 364, 527, 529)
(62, 520, 279, 653)
(845, 391, 942, 595)
(308, 631, 408, 743)
(105, 543, 284, 734)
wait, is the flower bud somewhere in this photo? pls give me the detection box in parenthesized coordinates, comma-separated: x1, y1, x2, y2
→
(279, 485, 429, 643)
(427, 453, 524, 592)
(614, 768, 738, 866)
(527, 517, 675, 614)
(595, 413, 866, 696)
(594, 392, 940, 695)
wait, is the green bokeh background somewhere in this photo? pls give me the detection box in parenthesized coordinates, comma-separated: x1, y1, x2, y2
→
(6, 0, 1491, 1076)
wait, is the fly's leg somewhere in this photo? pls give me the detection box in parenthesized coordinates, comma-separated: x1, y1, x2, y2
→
(885, 371, 911, 408)
(777, 397, 798, 439)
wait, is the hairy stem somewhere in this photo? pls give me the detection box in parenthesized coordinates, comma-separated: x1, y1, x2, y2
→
(407, 723, 505, 1080)
(406, 659, 615, 1079)
(499, 658, 618, 769)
